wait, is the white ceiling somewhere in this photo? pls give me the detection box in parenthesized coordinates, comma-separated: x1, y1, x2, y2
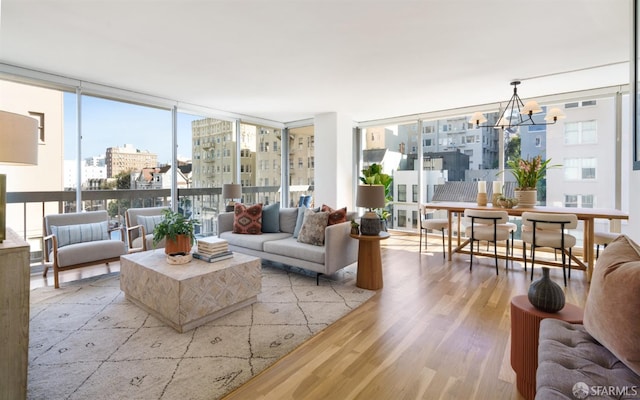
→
(0, 0, 631, 124)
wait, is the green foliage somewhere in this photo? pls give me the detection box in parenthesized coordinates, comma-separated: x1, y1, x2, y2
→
(505, 135, 521, 167)
(115, 170, 132, 189)
(503, 155, 560, 190)
(360, 163, 393, 220)
(152, 209, 199, 246)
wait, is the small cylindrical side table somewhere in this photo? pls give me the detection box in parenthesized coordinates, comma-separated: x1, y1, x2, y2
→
(510, 295, 583, 400)
(349, 232, 390, 290)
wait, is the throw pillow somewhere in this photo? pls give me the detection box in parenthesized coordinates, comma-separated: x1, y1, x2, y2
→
(279, 207, 298, 234)
(233, 203, 263, 234)
(583, 234, 640, 375)
(50, 221, 109, 248)
(321, 204, 348, 225)
(297, 209, 329, 246)
(137, 214, 164, 235)
(293, 205, 307, 238)
(261, 202, 281, 233)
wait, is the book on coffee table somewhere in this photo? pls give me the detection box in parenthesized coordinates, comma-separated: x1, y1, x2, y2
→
(196, 237, 229, 255)
(192, 250, 233, 263)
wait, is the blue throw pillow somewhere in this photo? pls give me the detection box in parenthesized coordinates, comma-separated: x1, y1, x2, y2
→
(261, 202, 281, 233)
(293, 205, 307, 238)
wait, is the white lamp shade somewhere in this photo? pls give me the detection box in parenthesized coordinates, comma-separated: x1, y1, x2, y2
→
(494, 116, 511, 129)
(520, 100, 542, 115)
(469, 112, 487, 125)
(356, 185, 385, 209)
(544, 107, 566, 122)
(222, 183, 242, 199)
(0, 110, 38, 165)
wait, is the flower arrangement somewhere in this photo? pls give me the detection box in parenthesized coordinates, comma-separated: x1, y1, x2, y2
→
(506, 155, 559, 190)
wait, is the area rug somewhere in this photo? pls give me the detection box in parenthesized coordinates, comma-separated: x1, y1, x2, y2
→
(28, 264, 374, 400)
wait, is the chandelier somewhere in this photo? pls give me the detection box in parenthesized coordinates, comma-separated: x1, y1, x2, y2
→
(469, 80, 565, 130)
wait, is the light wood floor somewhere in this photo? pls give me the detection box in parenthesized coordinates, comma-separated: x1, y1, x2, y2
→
(30, 232, 590, 400)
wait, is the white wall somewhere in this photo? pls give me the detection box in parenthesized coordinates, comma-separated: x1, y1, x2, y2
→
(314, 112, 354, 209)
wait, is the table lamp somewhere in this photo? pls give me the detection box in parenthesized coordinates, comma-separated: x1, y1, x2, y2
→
(356, 184, 385, 236)
(0, 111, 38, 243)
(222, 183, 242, 212)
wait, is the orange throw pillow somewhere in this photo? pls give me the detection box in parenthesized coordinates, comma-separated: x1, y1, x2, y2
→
(321, 204, 347, 225)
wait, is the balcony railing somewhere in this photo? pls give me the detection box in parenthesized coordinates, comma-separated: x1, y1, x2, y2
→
(7, 186, 284, 264)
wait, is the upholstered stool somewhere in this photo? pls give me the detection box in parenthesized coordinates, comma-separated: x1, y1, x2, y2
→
(594, 232, 619, 258)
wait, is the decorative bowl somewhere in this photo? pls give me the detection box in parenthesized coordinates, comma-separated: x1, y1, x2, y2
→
(498, 197, 518, 209)
(166, 252, 192, 265)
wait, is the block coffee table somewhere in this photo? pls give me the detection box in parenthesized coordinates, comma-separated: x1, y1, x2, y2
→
(120, 249, 261, 333)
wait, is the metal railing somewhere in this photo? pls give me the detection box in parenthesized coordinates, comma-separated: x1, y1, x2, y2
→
(7, 186, 284, 263)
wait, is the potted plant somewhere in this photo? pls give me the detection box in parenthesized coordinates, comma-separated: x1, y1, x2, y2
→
(503, 155, 559, 207)
(153, 209, 199, 254)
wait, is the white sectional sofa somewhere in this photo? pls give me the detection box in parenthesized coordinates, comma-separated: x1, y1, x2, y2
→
(217, 207, 358, 283)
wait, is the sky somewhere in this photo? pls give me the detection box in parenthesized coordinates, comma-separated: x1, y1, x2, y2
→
(63, 93, 199, 164)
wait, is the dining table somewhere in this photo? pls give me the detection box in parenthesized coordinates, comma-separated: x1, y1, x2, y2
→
(422, 201, 629, 281)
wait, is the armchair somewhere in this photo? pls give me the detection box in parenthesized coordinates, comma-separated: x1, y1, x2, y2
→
(43, 210, 126, 288)
(124, 206, 170, 253)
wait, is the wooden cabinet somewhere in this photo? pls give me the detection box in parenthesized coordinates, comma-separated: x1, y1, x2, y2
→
(0, 228, 30, 400)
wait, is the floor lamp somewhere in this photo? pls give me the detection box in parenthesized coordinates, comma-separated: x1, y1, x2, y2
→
(0, 111, 38, 243)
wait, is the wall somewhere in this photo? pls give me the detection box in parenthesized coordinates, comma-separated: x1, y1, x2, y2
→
(0, 81, 64, 251)
(314, 112, 354, 209)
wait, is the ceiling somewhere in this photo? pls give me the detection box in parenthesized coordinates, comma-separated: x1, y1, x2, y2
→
(0, 0, 631, 124)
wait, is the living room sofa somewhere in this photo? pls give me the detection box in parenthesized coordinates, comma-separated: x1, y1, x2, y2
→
(535, 235, 640, 399)
(218, 206, 358, 283)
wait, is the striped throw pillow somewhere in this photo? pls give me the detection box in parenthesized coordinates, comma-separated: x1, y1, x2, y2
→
(51, 221, 109, 248)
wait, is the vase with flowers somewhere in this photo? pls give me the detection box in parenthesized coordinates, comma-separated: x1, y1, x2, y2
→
(504, 155, 559, 208)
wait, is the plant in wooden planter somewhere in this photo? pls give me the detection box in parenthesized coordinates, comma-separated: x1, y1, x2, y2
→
(152, 209, 199, 254)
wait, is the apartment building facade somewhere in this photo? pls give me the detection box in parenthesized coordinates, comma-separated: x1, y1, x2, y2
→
(105, 144, 158, 178)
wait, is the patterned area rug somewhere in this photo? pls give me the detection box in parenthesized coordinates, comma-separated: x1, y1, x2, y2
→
(28, 264, 374, 400)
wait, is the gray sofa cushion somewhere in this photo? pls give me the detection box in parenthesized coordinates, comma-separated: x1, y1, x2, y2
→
(536, 319, 640, 400)
(53, 240, 127, 268)
(220, 231, 290, 251)
(263, 237, 325, 265)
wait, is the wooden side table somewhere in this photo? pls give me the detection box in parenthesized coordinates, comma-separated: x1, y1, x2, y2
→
(510, 295, 583, 400)
(350, 231, 390, 290)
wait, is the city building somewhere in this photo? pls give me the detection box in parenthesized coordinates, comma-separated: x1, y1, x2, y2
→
(106, 144, 158, 178)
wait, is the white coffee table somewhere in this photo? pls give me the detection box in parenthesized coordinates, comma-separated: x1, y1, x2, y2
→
(120, 249, 261, 333)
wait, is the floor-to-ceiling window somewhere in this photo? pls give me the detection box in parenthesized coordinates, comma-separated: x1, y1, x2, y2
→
(180, 113, 231, 235)
(73, 94, 172, 225)
(287, 126, 314, 207)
